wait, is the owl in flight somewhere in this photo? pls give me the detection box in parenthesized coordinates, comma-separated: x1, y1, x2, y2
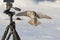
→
(16, 11, 52, 26)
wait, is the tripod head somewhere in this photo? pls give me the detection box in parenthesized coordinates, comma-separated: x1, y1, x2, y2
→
(4, 9, 15, 16)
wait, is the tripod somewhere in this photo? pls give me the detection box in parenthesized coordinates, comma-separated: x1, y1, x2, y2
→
(1, 9, 21, 40)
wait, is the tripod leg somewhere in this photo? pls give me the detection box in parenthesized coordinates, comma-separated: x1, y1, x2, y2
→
(6, 31, 12, 40)
(6, 31, 16, 40)
(13, 29, 21, 40)
(13, 32, 16, 40)
(1, 25, 9, 40)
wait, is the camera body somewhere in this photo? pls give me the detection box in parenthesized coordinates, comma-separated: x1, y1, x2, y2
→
(4, 0, 14, 3)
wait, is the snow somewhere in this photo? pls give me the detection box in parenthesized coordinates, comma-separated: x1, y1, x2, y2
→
(0, 7, 60, 40)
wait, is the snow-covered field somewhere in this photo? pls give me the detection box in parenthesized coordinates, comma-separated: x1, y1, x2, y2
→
(0, 1, 60, 40)
(0, 6, 60, 40)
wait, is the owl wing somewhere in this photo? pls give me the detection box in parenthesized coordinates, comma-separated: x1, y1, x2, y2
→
(37, 13, 52, 19)
(16, 11, 27, 16)
(16, 11, 36, 18)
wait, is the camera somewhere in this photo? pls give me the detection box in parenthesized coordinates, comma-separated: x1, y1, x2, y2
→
(4, 0, 14, 3)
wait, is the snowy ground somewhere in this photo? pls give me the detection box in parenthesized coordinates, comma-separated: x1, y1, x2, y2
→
(0, 2, 60, 40)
